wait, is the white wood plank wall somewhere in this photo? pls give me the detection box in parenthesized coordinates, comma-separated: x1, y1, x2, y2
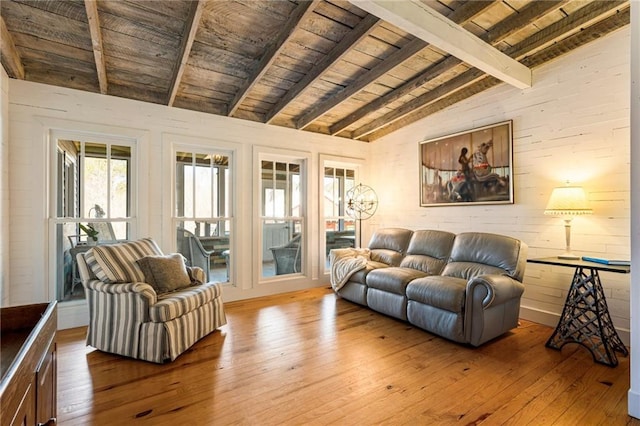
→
(370, 27, 632, 342)
(0, 67, 9, 306)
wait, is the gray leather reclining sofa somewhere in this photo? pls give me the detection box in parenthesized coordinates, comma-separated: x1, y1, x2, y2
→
(333, 228, 528, 346)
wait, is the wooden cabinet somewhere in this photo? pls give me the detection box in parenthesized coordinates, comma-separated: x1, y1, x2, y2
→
(1, 302, 57, 426)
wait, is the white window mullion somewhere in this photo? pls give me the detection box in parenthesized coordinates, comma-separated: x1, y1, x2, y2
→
(213, 158, 218, 234)
(106, 144, 111, 218)
(191, 154, 196, 219)
(271, 162, 276, 219)
(80, 142, 86, 221)
(286, 163, 291, 219)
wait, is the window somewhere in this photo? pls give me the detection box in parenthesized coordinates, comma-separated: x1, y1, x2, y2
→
(51, 136, 135, 302)
(175, 151, 232, 283)
(323, 165, 356, 271)
(260, 159, 305, 278)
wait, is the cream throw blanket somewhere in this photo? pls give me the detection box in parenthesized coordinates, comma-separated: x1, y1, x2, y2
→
(330, 248, 371, 291)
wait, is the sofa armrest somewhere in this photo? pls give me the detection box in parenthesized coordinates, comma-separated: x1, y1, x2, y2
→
(85, 280, 157, 305)
(83, 280, 158, 358)
(466, 274, 525, 309)
(464, 274, 525, 346)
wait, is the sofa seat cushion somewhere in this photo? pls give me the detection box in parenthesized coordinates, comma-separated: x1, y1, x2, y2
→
(366, 267, 428, 295)
(149, 282, 222, 323)
(406, 275, 467, 313)
(442, 261, 505, 281)
(347, 261, 389, 285)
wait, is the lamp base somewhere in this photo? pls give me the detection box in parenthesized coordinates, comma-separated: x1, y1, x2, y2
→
(558, 253, 580, 260)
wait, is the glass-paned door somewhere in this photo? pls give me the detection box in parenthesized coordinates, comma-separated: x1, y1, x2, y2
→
(261, 160, 305, 278)
(323, 166, 356, 272)
(51, 137, 135, 302)
(175, 151, 232, 283)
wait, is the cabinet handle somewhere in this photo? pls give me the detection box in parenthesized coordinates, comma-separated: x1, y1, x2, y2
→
(37, 418, 56, 426)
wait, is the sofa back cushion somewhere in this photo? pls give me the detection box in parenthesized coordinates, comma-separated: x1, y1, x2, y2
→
(400, 230, 456, 274)
(442, 232, 528, 281)
(85, 238, 164, 284)
(368, 228, 413, 266)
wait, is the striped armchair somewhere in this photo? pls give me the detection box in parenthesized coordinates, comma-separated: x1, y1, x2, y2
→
(76, 238, 226, 363)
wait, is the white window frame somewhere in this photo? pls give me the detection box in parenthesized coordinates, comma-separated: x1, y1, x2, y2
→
(319, 154, 364, 276)
(166, 135, 239, 286)
(254, 146, 311, 286)
(47, 128, 141, 305)
(172, 145, 235, 283)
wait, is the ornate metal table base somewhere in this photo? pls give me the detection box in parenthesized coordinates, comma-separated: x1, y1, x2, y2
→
(546, 266, 628, 367)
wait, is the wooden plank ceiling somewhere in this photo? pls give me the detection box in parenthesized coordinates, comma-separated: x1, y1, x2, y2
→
(0, 0, 630, 142)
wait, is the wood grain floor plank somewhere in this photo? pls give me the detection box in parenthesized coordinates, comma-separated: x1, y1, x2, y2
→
(56, 287, 639, 425)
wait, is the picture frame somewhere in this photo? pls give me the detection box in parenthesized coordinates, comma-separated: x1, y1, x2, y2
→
(419, 120, 513, 207)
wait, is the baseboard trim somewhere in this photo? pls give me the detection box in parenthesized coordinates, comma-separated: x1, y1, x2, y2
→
(629, 389, 640, 419)
(57, 300, 89, 330)
(519, 304, 630, 346)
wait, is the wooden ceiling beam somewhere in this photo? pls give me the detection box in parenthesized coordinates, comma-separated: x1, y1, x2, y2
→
(84, 0, 107, 94)
(168, 0, 206, 106)
(228, 0, 320, 117)
(446, 0, 499, 25)
(519, 6, 630, 68)
(306, 0, 497, 133)
(365, 4, 630, 141)
(350, 0, 532, 89)
(350, 0, 623, 140)
(265, 13, 380, 124)
(296, 36, 427, 129)
(351, 68, 485, 139)
(330, 0, 561, 136)
(0, 15, 24, 79)
(329, 56, 461, 135)
(482, 0, 571, 44)
(507, 0, 627, 60)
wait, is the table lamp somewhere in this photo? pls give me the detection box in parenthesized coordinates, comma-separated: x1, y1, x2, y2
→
(544, 185, 592, 260)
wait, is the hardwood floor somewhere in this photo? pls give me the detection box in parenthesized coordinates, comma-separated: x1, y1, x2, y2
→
(56, 287, 639, 425)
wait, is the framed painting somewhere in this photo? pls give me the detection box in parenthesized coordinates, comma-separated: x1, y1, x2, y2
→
(419, 120, 513, 207)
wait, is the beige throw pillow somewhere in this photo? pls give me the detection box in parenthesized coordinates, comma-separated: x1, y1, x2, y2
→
(136, 253, 192, 294)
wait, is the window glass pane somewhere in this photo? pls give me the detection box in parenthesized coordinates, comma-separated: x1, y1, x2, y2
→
(324, 219, 355, 268)
(53, 137, 135, 304)
(213, 166, 219, 217)
(175, 149, 233, 284)
(224, 168, 230, 222)
(262, 161, 274, 216)
(57, 221, 85, 302)
(262, 219, 302, 277)
(195, 154, 212, 218)
(322, 164, 357, 273)
(183, 160, 194, 219)
(261, 158, 305, 279)
(111, 145, 130, 218)
(291, 173, 301, 217)
(264, 189, 273, 217)
(175, 151, 190, 217)
(83, 142, 108, 217)
(324, 176, 335, 217)
(56, 140, 80, 218)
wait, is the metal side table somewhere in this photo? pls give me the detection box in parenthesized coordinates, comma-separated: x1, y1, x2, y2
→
(527, 257, 630, 367)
